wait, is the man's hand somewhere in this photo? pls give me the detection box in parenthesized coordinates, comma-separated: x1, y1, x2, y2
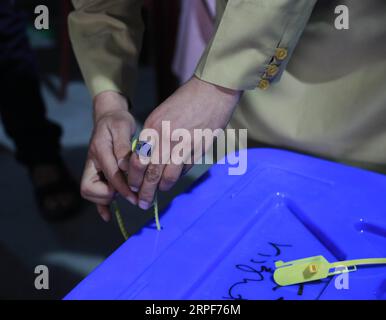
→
(127, 77, 241, 210)
(80, 91, 137, 222)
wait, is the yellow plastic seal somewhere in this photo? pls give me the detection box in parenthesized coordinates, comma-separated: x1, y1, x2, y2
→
(274, 255, 386, 286)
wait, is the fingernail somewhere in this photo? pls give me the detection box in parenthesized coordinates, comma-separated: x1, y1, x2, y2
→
(100, 213, 110, 223)
(139, 200, 150, 210)
(127, 195, 137, 205)
(130, 186, 139, 192)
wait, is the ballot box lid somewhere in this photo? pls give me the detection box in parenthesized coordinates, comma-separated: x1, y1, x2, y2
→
(65, 148, 386, 300)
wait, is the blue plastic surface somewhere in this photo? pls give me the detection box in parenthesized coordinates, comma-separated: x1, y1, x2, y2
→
(65, 149, 386, 300)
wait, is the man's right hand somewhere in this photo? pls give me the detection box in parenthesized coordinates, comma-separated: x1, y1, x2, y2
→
(80, 91, 138, 222)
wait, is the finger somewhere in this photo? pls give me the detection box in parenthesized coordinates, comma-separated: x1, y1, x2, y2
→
(126, 130, 158, 192)
(138, 163, 165, 210)
(86, 194, 113, 206)
(159, 163, 183, 191)
(126, 151, 149, 192)
(96, 204, 112, 222)
(111, 121, 134, 172)
(81, 178, 115, 201)
(81, 159, 115, 201)
(96, 143, 137, 205)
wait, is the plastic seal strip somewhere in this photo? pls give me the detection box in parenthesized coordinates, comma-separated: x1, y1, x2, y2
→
(274, 255, 386, 286)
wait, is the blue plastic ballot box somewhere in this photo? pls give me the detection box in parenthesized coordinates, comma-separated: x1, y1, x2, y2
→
(65, 149, 386, 300)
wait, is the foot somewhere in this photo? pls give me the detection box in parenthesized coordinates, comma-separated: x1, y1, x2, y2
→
(29, 161, 82, 221)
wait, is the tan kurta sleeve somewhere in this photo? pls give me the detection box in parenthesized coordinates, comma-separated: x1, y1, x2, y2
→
(195, 0, 318, 91)
(68, 0, 144, 98)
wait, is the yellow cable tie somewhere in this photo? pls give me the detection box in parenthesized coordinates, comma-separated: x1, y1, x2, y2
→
(112, 200, 129, 241)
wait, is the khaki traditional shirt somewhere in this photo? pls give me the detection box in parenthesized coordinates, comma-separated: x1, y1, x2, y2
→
(68, 0, 317, 97)
(69, 0, 386, 171)
(227, 0, 386, 171)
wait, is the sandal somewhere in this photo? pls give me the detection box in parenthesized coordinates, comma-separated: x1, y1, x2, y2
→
(28, 161, 82, 221)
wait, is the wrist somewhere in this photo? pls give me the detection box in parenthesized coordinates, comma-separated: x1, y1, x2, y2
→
(192, 76, 242, 106)
(93, 91, 131, 123)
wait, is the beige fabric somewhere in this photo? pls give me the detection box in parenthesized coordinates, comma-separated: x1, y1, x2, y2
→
(69, 0, 318, 97)
(228, 0, 386, 171)
(68, 0, 386, 170)
(195, 0, 317, 90)
(68, 0, 144, 98)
